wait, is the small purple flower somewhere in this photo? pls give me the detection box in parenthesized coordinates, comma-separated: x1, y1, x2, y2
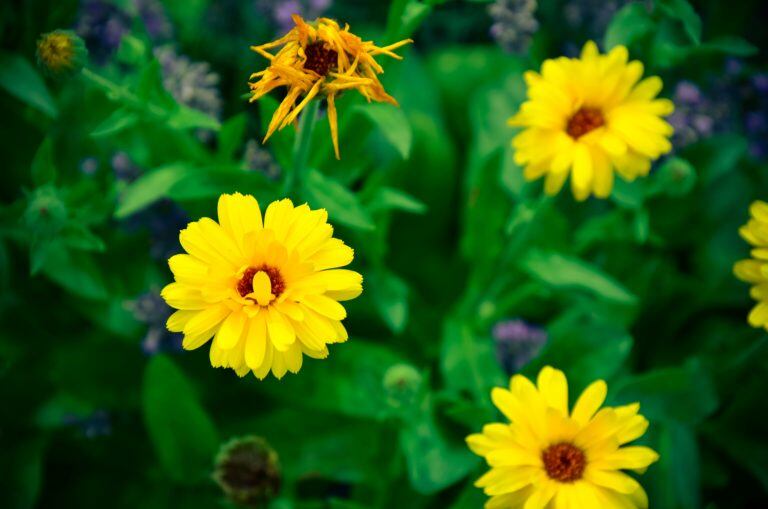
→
(76, 0, 131, 64)
(488, 0, 538, 54)
(257, 0, 332, 34)
(63, 410, 111, 438)
(492, 319, 547, 374)
(154, 46, 222, 142)
(133, 0, 173, 41)
(80, 157, 100, 176)
(668, 80, 730, 148)
(130, 290, 183, 355)
(244, 140, 281, 180)
(111, 151, 142, 183)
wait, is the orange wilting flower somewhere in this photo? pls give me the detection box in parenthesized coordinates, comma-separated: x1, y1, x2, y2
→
(248, 15, 412, 159)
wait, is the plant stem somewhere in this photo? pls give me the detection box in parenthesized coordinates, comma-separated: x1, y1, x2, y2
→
(283, 100, 319, 197)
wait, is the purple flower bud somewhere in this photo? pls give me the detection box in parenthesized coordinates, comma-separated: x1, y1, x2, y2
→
(492, 319, 547, 374)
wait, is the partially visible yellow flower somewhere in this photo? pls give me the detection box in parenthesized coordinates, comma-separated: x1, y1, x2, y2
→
(510, 41, 674, 201)
(248, 15, 412, 159)
(467, 366, 658, 508)
(161, 193, 363, 379)
(36, 30, 87, 77)
(734, 200, 768, 330)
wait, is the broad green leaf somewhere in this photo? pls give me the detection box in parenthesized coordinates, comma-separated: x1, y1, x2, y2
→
(30, 138, 56, 186)
(700, 36, 758, 56)
(91, 107, 139, 137)
(260, 340, 406, 420)
(217, 113, 247, 161)
(61, 223, 106, 252)
(0, 437, 45, 509)
(605, 3, 655, 49)
(521, 250, 638, 306)
(656, 0, 702, 44)
(613, 360, 718, 424)
(526, 309, 633, 392)
(167, 104, 220, 131)
(355, 104, 413, 159)
(115, 163, 190, 218)
(366, 268, 409, 334)
(367, 187, 427, 215)
(400, 397, 478, 494)
(142, 355, 219, 483)
(649, 423, 701, 509)
(303, 169, 375, 231)
(40, 245, 108, 300)
(440, 318, 505, 405)
(0, 53, 57, 117)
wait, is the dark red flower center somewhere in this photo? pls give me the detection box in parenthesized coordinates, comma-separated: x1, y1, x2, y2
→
(237, 266, 286, 299)
(303, 41, 337, 76)
(542, 443, 586, 483)
(566, 107, 605, 139)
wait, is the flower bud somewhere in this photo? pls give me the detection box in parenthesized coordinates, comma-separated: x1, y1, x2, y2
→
(36, 30, 87, 77)
(213, 436, 281, 507)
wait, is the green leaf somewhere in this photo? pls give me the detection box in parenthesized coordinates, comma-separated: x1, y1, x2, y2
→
(115, 163, 190, 218)
(355, 104, 413, 159)
(303, 169, 375, 231)
(167, 104, 221, 131)
(0, 437, 45, 509)
(0, 53, 57, 117)
(30, 138, 56, 186)
(520, 250, 638, 306)
(650, 422, 701, 509)
(700, 36, 758, 56)
(217, 113, 247, 161)
(613, 360, 718, 424)
(440, 318, 505, 405)
(61, 223, 106, 252)
(366, 268, 409, 334)
(604, 3, 655, 49)
(656, 0, 702, 44)
(40, 245, 108, 300)
(526, 309, 633, 392)
(260, 340, 407, 420)
(367, 187, 427, 214)
(91, 107, 139, 137)
(142, 355, 219, 483)
(400, 397, 478, 494)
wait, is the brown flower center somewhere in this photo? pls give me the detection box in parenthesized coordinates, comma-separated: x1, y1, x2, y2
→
(566, 107, 605, 139)
(237, 266, 286, 298)
(542, 443, 586, 483)
(303, 41, 338, 76)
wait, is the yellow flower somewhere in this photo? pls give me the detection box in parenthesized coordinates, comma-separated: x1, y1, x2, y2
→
(509, 41, 674, 201)
(36, 30, 87, 76)
(467, 366, 658, 508)
(161, 193, 363, 379)
(734, 200, 768, 330)
(248, 15, 412, 159)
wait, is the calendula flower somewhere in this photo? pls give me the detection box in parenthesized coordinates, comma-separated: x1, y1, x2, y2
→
(467, 366, 658, 508)
(510, 41, 674, 200)
(734, 201, 768, 330)
(161, 193, 362, 379)
(248, 15, 412, 159)
(36, 30, 87, 77)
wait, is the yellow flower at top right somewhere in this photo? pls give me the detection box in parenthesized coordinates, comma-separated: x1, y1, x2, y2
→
(509, 41, 674, 201)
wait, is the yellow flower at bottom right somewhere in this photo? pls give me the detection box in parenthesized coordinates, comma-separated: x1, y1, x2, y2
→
(734, 200, 768, 330)
(466, 366, 658, 508)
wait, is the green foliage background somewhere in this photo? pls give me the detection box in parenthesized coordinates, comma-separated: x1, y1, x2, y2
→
(1, 0, 767, 507)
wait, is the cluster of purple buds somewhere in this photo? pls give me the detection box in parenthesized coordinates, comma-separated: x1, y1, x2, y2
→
(258, 0, 332, 34)
(492, 319, 547, 374)
(488, 0, 538, 54)
(130, 290, 183, 355)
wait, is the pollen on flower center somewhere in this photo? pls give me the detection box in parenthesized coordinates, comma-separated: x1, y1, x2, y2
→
(303, 41, 338, 76)
(566, 107, 605, 139)
(542, 443, 586, 483)
(237, 266, 286, 299)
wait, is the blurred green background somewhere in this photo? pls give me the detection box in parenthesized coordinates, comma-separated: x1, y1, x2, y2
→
(1, 0, 767, 507)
